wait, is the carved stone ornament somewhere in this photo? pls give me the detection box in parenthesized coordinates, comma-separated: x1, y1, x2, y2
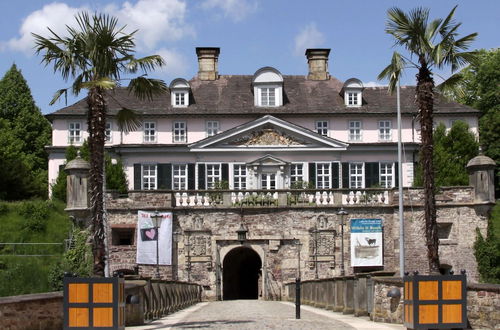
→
(189, 234, 211, 257)
(227, 126, 307, 146)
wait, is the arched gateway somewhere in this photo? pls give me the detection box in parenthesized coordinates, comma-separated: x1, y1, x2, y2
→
(222, 246, 262, 300)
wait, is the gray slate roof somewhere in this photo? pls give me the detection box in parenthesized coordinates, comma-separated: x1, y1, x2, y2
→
(46, 75, 479, 118)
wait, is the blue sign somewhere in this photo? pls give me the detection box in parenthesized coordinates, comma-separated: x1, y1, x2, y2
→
(350, 218, 382, 233)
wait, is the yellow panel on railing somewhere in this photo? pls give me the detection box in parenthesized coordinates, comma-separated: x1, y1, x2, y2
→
(443, 304, 462, 323)
(419, 305, 439, 324)
(442, 280, 462, 300)
(93, 307, 113, 327)
(418, 281, 438, 300)
(68, 307, 89, 327)
(69, 283, 89, 303)
(93, 283, 113, 303)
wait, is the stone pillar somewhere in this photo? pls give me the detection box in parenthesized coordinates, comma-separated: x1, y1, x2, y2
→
(466, 154, 496, 203)
(305, 48, 331, 80)
(196, 47, 220, 81)
(65, 154, 91, 226)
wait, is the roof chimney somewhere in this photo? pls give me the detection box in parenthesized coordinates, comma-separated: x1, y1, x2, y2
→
(305, 48, 330, 80)
(196, 47, 220, 81)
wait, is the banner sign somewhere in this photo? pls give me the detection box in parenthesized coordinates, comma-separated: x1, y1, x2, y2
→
(136, 211, 172, 265)
(350, 218, 383, 267)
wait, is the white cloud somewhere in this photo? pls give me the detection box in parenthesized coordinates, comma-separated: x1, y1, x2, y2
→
(4, 0, 194, 54)
(155, 48, 189, 77)
(201, 0, 258, 22)
(364, 81, 386, 87)
(294, 23, 325, 56)
(5, 2, 85, 54)
(105, 0, 194, 51)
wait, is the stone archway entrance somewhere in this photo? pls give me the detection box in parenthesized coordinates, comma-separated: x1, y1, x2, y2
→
(222, 246, 262, 300)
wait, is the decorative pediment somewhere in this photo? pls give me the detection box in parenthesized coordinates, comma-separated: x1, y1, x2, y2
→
(189, 115, 349, 151)
(226, 125, 308, 146)
(247, 154, 289, 166)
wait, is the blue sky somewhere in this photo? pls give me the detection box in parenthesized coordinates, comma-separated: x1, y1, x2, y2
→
(0, 0, 498, 114)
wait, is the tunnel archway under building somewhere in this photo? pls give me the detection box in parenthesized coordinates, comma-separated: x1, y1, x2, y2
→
(222, 246, 262, 300)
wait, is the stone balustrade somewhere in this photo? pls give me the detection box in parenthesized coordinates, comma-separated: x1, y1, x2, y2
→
(106, 187, 474, 210)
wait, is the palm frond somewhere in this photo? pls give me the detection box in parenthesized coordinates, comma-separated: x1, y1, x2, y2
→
(80, 77, 117, 90)
(436, 72, 464, 97)
(49, 88, 69, 105)
(378, 51, 406, 94)
(127, 76, 168, 101)
(126, 55, 166, 74)
(116, 107, 142, 133)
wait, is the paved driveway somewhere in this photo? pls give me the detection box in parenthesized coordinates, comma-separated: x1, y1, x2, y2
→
(130, 300, 404, 330)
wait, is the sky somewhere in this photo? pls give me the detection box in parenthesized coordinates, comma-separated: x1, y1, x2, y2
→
(0, 0, 498, 115)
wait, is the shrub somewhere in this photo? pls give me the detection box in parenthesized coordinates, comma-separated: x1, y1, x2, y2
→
(18, 200, 51, 232)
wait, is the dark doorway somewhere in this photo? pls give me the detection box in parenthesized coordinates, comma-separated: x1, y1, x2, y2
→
(223, 247, 262, 300)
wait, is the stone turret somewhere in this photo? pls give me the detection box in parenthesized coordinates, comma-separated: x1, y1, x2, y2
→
(65, 153, 91, 226)
(466, 153, 496, 203)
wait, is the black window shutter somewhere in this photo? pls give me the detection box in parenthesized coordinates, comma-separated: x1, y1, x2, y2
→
(308, 163, 316, 187)
(198, 164, 206, 189)
(157, 164, 172, 190)
(331, 162, 340, 188)
(221, 163, 229, 182)
(395, 162, 399, 188)
(187, 164, 195, 190)
(365, 162, 380, 188)
(341, 163, 349, 188)
(134, 164, 141, 190)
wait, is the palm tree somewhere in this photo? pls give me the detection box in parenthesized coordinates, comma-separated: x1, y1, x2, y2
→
(34, 12, 167, 276)
(378, 6, 477, 273)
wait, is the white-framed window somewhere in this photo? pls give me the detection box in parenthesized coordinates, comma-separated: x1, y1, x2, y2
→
(378, 120, 392, 141)
(347, 92, 360, 106)
(142, 164, 157, 190)
(143, 122, 156, 143)
(316, 163, 331, 189)
(349, 121, 362, 141)
(233, 164, 246, 190)
(105, 122, 112, 143)
(206, 164, 221, 189)
(260, 87, 276, 107)
(206, 121, 220, 137)
(173, 121, 187, 143)
(290, 164, 304, 187)
(316, 121, 329, 136)
(349, 163, 364, 188)
(261, 173, 276, 190)
(380, 162, 394, 188)
(68, 122, 82, 144)
(172, 164, 188, 190)
(174, 92, 187, 107)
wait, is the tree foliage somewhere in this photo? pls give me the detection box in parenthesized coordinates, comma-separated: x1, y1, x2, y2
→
(0, 65, 51, 200)
(379, 6, 477, 273)
(414, 121, 479, 186)
(474, 202, 500, 284)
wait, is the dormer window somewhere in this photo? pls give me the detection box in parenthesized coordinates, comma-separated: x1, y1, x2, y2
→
(170, 78, 190, 108)
(342, 78, 364, 107)
(252, 67, 283, 107)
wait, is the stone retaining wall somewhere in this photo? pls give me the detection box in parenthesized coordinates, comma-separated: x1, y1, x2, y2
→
(0, 292, 63, 330)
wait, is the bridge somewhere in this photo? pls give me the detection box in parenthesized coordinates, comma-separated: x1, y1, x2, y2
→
(129, 300, 404, 330)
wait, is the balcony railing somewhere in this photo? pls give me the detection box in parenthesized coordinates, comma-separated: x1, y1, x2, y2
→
(172, 188, 391, 208)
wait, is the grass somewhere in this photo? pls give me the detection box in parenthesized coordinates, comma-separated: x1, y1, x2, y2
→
(0, 200, 71, 297)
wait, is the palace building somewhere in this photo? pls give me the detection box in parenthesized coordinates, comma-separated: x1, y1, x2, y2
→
(49, 48, 493, 300)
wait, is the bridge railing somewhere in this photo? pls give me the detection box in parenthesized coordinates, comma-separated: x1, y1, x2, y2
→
(125, 278, 202, 326)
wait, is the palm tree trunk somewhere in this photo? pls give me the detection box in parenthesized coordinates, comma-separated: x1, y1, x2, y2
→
(87, 87, 107, 277)
(416, 62, 440, 274)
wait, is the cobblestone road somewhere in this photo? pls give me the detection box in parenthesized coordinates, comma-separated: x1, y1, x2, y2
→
(131, 300, 404, 330)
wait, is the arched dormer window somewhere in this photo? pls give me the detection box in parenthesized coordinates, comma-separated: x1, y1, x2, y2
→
(342, 78, 363, 107)
(252, 67, 283, 107)
(170, 78, 190, 107)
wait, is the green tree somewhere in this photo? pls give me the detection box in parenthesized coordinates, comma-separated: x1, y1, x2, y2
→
(0, 64, 51, 198)
(378, 6, 477, 273)
(34, 12, 166, 276)
(451, 48, 500, 194)
(0, 119, 37, 200)
(474, 202, 500, 284)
